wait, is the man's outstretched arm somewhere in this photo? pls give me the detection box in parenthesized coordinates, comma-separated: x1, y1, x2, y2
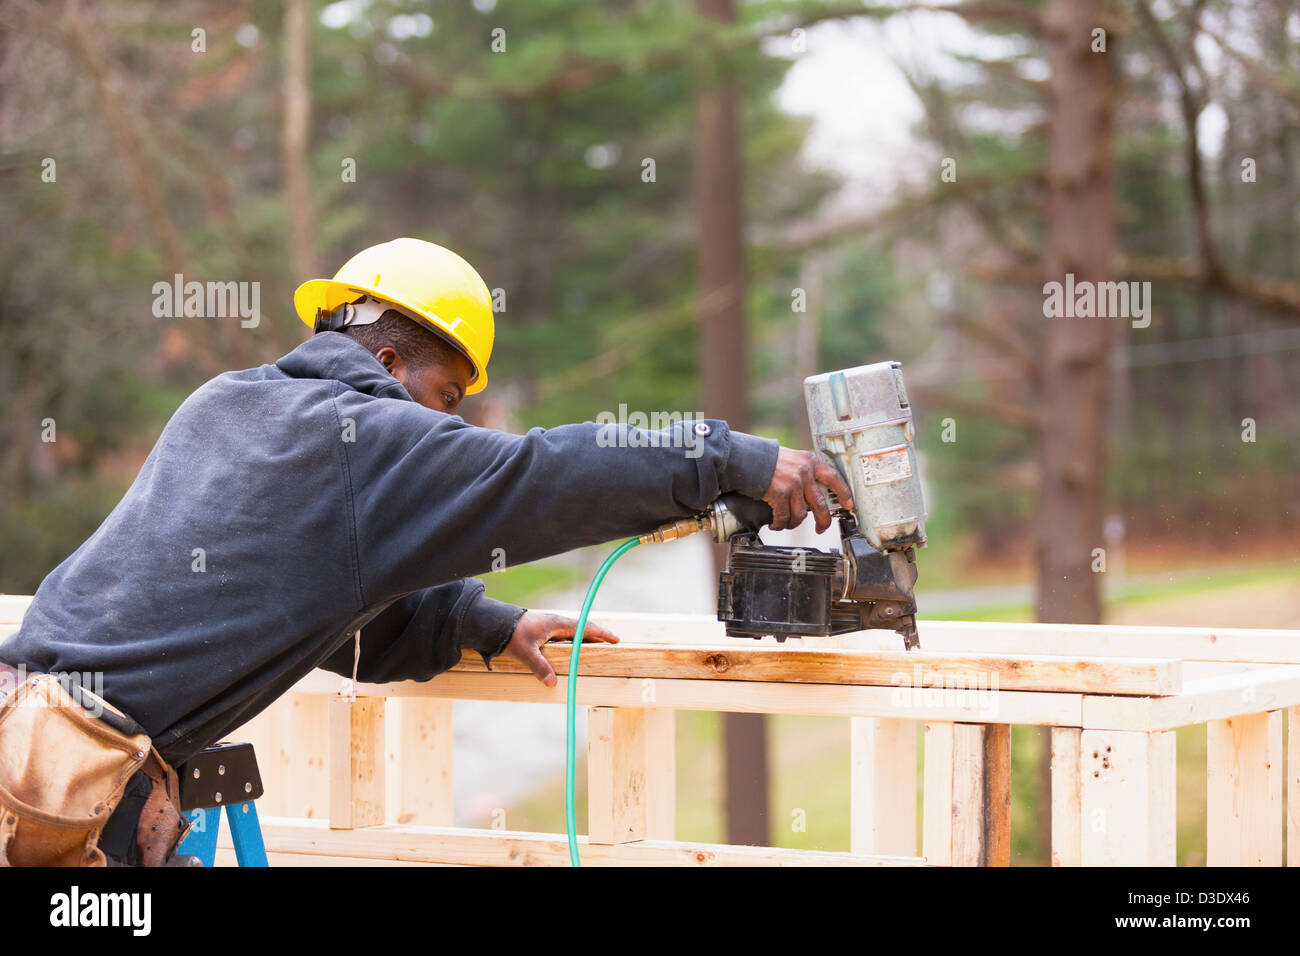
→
(318, 579, 522, 683)
(339, 397, 821, 603)
(318, 578, 619, 685)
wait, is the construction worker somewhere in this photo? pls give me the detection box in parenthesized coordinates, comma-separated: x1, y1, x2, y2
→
(0, 237, 853, 867)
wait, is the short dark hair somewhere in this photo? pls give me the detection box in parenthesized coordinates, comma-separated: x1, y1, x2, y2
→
(341, 310, 467, 372)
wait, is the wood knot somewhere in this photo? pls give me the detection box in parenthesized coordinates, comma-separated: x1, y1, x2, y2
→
(702, 653, 731, 674)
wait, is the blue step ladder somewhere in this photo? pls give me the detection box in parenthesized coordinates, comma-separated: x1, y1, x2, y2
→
(175, 741, 268, 867)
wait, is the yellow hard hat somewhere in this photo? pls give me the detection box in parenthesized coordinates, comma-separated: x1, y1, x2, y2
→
(294, 237, 495, 394)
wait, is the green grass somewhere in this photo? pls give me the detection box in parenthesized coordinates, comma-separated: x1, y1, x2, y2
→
(1110, 562, 1296, 607)
(479, 559, 588, 607)
(923, 560, 1297, 623)
(940, 603, 1035, 622)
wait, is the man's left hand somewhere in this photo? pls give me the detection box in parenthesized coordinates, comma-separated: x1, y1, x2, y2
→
(501, 611, 620, 686)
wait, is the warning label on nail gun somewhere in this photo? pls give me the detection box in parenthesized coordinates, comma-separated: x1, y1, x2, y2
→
(859, 447, 912, 485)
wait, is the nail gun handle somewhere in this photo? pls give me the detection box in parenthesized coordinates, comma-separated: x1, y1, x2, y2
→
(712, 492, 774, 539)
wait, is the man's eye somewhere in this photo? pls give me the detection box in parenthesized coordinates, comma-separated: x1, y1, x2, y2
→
(443, 393, 456, 407)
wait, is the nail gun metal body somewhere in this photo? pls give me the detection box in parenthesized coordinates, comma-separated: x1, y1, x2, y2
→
(648, 363, 927, 649)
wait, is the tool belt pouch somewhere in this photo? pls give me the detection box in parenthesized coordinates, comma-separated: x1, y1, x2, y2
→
(0, 674, 156, 866)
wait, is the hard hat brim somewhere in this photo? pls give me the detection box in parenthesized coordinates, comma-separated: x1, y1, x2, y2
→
(294, 278, 488, 394)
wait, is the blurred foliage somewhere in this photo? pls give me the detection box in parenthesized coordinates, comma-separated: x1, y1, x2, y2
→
(0, 0, 832, 588)
(0, 0, 1297, 594)
(876, 0, 1300, 556)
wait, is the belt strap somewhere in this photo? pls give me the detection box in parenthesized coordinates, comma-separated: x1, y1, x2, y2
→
(99, 771, 152, 865)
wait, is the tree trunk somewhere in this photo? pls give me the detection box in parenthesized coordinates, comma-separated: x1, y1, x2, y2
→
(283, 0, 318, 281)
(1036, 0, 1117, 863)
(1037, 0, 1114, 624)
(694, 0, 769, 847)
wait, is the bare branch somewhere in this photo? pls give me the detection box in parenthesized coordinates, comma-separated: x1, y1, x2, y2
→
(908, 384, 1040, 430)
(1199, 18, 1300, 112)
(970, 255, 1300, 316)
(1131, 0, 1222, 281)
(944, 308, 1043, 392)
(60, 0, 189, 275)
(382, 2, 1045, 103)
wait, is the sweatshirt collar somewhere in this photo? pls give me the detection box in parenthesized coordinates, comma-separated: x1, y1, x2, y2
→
(275, 332, 413, 402)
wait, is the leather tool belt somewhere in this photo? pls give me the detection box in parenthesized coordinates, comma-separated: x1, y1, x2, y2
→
(0, 661, 190, 866)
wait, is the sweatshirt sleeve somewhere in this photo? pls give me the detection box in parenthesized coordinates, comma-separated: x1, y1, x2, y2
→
(318, 579, 527, 683)
(336, 396, 780, 605)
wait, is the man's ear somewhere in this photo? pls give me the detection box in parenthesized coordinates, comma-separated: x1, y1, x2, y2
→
(374, 346, 399, 375)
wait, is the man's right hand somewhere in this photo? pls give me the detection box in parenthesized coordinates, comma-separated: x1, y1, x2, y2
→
(761, 448, 855, 533)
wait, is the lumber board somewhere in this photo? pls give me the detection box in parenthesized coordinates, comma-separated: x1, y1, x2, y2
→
(850, 717, 917, 856)
(920, 721, 1009, 866)
(1049, 728, 1082, 866)
(1290, 707, 1300, 868)
(214, 848, 447, 867)
(250, 817, 927, 866)
(391, 698, 454, 826)
(1207, 711, 1282, 866)
(1079, 729, 1177, 866)
(642, 708, 675, 840)
(820, 619, 1300, 665)
(1082, 665, 1300, 732)
(294, 669, 1083, 726)
(524, 610, 1300, 665)
(921, 721, 955, 865)
(453, 641, 1182, 696)
(0, 595, 33, 624)
(950, 723, 1011, 867)
(587, 707, 650, 844)
(328, 696, 385, 829)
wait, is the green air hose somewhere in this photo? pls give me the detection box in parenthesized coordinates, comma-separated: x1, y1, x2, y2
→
(565, 536, 641, 867)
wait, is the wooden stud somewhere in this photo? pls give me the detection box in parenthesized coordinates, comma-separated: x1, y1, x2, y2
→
(1207, 711, 1282, 866)
(921, 721, 954, 865)
(950, 723, 1010, 867)
(586, 706, 675, 843)
(642, 708, 676, 840)
(587, 707, 649, 844)
(850, 717, 917, 856)
(384, 699, 401, 824)
(1079, 729, 1176, 866)
(921, 722, 1008, 866)
(328, 696, 385, 830)
(1050, 728, 1082, 866)
(280, 693, 329, 820)
(1289, 707, 1299, 868)
(391, 698, 454, 826)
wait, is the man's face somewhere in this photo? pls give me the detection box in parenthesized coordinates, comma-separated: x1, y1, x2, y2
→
(375, 347, 475, 415)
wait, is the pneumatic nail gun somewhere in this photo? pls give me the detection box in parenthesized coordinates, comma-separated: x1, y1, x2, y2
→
(642, 362, 927, 649)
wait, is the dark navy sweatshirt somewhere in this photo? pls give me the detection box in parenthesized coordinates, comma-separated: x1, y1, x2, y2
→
(1, 332, 779, 766)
